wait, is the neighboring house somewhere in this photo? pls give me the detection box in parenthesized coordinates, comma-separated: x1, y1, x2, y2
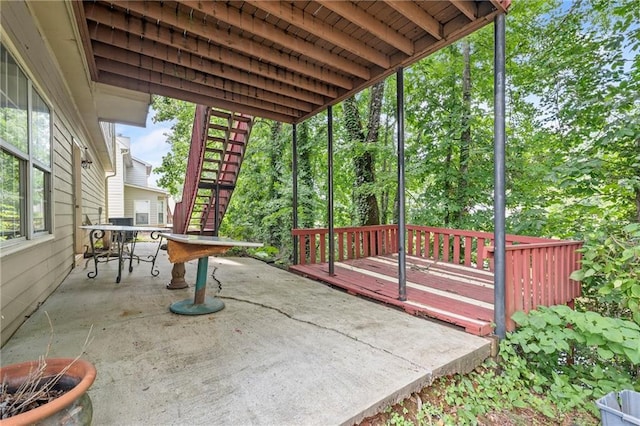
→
(0, 2, 151, 345)
(108, 135, 170, 227)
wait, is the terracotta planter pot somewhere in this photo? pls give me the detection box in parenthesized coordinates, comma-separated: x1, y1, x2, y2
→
(0, 358, 96, 425)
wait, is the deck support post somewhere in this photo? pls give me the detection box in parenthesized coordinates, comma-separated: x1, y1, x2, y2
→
(493, 13, 507, 339)
(328, 106, 335, 276)
(397, 67, 407, 302)
(213, 183, 220, 236)
(292, 123, 299, 265)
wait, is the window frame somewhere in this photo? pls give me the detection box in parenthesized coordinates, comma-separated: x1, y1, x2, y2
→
(157, 198, 164, 225)
(134, 199, 150, 225)
(0, 41, 53, 248)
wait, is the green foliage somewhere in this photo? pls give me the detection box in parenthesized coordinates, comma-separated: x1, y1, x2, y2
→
(151, 97, 195, 198)
(382, 305, 638, 425)
(571, 223, 640, 323)
(508, 307, 639, 417)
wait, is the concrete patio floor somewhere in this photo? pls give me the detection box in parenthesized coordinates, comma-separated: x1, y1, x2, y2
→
(1, 243, 492, 425)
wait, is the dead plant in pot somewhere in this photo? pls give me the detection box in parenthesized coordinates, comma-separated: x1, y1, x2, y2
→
(0, 314, 95, 425)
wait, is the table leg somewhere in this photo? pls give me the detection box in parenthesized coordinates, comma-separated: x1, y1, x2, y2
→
(167, 263, 188, 289)
(116, 231, 124, 284)
(86, 230, 105, 279)
(128, 232, 137, 273)
(149, 231, 163, 277)
(169, 257, 225, 315)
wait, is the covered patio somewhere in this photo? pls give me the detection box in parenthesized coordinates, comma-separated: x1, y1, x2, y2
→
(0, 243, 491, 425)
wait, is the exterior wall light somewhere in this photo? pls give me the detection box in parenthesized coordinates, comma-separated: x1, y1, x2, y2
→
(82, 147, 93, 169)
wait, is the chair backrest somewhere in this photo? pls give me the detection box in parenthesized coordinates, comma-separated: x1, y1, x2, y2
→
(108, 218, 135, 242)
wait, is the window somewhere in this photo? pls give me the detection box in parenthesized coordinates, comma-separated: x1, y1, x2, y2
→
(134, 200, 150, 225)
(157, 199, 164, 225)
(1, 43, 52, 245)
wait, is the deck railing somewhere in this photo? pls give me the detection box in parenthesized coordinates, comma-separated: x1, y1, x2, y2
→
(292, 225, 398, 264)
(292, 224, 582, 332)
(486, 241, 583, 330)
(173, 105, 208, 234)
(405, 225, 550, 271)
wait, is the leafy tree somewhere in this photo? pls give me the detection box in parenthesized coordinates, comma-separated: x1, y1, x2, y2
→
(151, 97, 194, 198)
(343, 82, 384, 226)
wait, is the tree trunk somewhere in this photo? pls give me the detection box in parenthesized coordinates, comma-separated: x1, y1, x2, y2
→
(344, 82, 384, 226)
(298, 121, 314, 229)
(380, 112, 392, 224)
(266, 121, 283, 245)
(457, 39, 472, 224)
(443, 141, 453, 226)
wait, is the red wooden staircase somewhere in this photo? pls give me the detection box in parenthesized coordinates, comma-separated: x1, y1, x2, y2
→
(173, 105, 253, 235)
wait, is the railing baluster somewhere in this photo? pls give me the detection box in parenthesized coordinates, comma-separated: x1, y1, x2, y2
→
(453, 235, 460, 264)
(464, 236, 472, 267)
(443, 234, 450, 262)
(320, 232, 326, 263)
(477, 239, 486, 270)
(310, 233, 317, 264)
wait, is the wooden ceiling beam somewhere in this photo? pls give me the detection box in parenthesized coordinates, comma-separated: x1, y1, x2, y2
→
(384, 1, 443, 41)
(315, 1, 414, 56)
(450, 1, 478, 21)
(92, 43, 315, 113)
(71, 0, 99, 81)
(123, 0, 371, 80)
(97, 70, 298, 123)
(246, 1, 390, 68)
(405, 2, 499, 66)
(89, 29, 328, 106)
(84, 2, 353, 91)
(95, 59, 305, 118)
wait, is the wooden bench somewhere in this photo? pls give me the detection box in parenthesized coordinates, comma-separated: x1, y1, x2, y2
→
(161, 234, 263, 315)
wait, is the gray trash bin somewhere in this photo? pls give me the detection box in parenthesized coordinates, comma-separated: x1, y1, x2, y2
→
(596, 390, 640, 426)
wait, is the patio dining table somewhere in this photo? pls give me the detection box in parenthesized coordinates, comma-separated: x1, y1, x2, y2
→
(81, 225, 169, 283)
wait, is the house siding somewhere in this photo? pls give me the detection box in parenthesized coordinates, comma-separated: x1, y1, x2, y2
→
(107, 137, 127, 218)
(124, 187, 168, 226)
(0, 2, 108, 346)
(126, 160, 151, 187)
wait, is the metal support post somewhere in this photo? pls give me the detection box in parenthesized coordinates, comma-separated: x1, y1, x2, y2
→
(214, 184, 220, 236)
(397, 68, 407, 301)
(494, 13, 507, 339)
(292, 123, 299, 265)
(328, 107, 335, 276)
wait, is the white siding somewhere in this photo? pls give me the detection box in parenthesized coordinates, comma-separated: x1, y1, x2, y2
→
(124, 187, 169, 226)
(107, 136, 127, 218)
(125, 159, 150, 187)
(0, 3, 108, 346)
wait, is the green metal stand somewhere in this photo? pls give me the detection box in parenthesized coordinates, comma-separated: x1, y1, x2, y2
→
(170, 257, 225, 315)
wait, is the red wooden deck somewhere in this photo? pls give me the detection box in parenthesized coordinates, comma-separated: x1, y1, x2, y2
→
(290, 254, 496, 336)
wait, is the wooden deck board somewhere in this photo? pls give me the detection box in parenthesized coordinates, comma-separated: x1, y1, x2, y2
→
(289, 256, 495, 336)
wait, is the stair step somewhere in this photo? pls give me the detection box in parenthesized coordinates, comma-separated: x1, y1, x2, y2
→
(209, 109, 252, 123)
(205, 148, 242, 156)
(202, 159, 241, 167)
(198, 182, 236, 190)
(207, 136, 246, 145)
(208, 123, 249, 135)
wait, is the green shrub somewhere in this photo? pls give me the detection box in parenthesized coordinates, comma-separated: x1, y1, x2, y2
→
(509, 306, 639, 414)
(571, 222, 640, 323)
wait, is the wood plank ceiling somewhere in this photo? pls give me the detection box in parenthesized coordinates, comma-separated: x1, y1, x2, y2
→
(74, 1, 510, 124)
